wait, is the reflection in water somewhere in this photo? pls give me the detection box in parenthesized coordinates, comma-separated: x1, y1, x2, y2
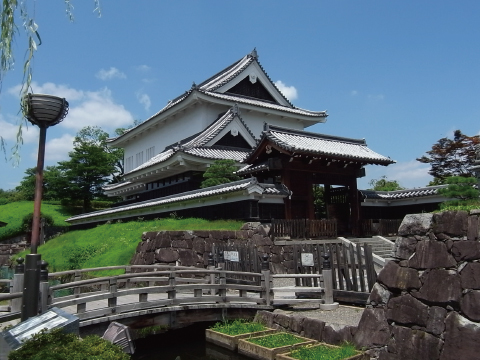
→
(132, 322, 251, 360)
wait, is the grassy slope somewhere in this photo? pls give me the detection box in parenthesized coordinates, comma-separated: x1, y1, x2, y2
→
(16, 217, 243, 276)
(0, 201, 73, 241)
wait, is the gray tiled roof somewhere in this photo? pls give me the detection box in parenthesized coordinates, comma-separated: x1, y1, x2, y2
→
(104, 181, 133, 191)
(184, 147, 249, 161)
(202, 91, 326, 118)
(68, 178, 290, 223)
(264, 125, 394, 165)
(181, 106, 256, 148)
(124, 107, 252, 175)
(236, 163, 269, 175)
(199, 54, 254, 92)
(360, 185, 447, 200)
(109, 50, 326, 143)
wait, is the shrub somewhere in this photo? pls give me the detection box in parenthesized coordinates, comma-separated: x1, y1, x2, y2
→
(21, 212, 55, 231)
(8, 328, 130, 360)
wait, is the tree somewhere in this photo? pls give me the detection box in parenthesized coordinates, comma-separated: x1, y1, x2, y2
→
(16, 166, 65, 201)
(57, 127, 118, 211)
(75, 126, 124, 183)
(313, 185, 327, 218)
(201, 159, 241, 188)
(0, 1, 101, 162)
(368, 176, 404, 191)
(417, 130, 480, 185)
(438, 176, 479, 202)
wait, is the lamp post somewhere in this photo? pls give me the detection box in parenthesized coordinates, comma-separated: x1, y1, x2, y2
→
(21, 94, 69, 321)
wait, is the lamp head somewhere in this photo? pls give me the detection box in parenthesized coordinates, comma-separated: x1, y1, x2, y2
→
(22, 93, 69, 128)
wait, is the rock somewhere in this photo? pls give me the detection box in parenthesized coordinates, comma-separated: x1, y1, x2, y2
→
(386, 294, 429, 327)
(354, 308, 391, 348)
(155, 232, 171, 248)
(386, 326, 443, 360)
(398, 214, 433, 236)
(467, 215, 479, 241)
(460, 262, 480, 289)
(377, 261, 421, 291)
(407, 240, 457, 269)
(192, 239, 205, 254)
(177, 249, 197, 266)
(426, 306, 447, 336)
(460, 290, 480, 322)
(273, 312, 291, 328)
(322, 323, 353, 345)
(241, 222, 261, 230)
(289, 315, 305, 333)
(451, 241, 480, 261)
(302, 318, 325, 342)
(392, 237, 417, 260)
(414, 269, 462, 305)
(254, 311, 274, 327)
(440, 311, 480, 360)
(433, 211, 468, 237)
(155, 249, 179, 263)
(368, 283, 392, 306)
(172, 239, 192, 248)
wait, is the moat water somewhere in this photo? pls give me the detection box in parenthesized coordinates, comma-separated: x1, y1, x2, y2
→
(132, 323, 251, 360)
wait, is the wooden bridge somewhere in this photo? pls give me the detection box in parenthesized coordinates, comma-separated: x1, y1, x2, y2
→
(0, 258, 336, 334)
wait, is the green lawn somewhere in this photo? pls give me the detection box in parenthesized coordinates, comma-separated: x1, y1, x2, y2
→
(14, 217, 243, 275)
(0, 201, 74, 241)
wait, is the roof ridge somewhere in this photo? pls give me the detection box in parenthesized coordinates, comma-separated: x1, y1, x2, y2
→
(265, 124, 367, 145)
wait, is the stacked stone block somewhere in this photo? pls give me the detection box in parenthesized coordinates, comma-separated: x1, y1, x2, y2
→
(255, 310, 357, 345)
(130, 222, 296, 273)
(353, 210, 480, 360)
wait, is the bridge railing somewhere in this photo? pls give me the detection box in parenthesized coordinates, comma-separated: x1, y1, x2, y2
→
(1, 255, 338, 324)
(0, 263, 273, 323)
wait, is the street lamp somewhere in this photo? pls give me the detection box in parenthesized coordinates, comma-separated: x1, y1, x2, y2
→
(21, 94, 69, 321)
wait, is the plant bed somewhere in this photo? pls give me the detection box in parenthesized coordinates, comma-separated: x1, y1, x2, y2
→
(238, 332, 316, 360)
(206, 320, 276, 351)
(277, 343, 368, 360)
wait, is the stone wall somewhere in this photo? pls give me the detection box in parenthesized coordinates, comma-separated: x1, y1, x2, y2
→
(130, 223, 296, 273)
(255, 310, 357, 346)
(0, 238, 28, 266)
(353, 210, 480, 360)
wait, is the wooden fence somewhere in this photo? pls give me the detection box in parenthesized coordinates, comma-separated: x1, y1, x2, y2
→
(271, 219, 337, 240)
(212, 243, 260, 285)
(292, 240, 377, 305)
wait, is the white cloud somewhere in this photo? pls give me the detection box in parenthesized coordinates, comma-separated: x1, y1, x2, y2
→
(274, 80, 298, 101)
(351, 90, 358, 96)
(0, 116, 39, 144)
(96, 67, 126, 80)
(367, 94, 385, 101)
(137, 92, 151, 112)
(7, 82, 134, 133)
(359, 160, 433, 190)
(34, 133, 75, 162)
(8, 82, 84, 101)
(63, 88, 134, 131)
(135, 65, 151, 72)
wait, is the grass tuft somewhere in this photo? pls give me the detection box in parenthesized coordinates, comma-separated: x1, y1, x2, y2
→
(289, 343, 359, 360)
(210, 319, 266, 335)
(247, 333, 305, 348)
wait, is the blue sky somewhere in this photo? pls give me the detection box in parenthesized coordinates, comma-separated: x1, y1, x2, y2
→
(1, 1, 479, 191)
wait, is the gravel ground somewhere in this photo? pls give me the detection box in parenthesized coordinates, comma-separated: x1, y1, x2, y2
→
(271, 277, 365, 327)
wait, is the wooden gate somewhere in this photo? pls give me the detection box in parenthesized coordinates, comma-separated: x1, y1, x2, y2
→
(212, 243, 261, 285)
(292, 240, 377, 305)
